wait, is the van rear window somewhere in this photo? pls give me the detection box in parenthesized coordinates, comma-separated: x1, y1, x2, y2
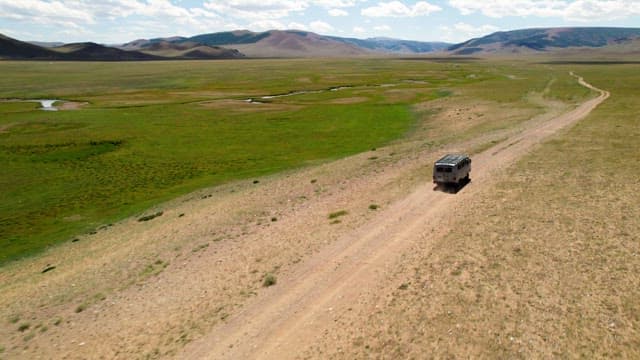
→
(436, 166, 452, 173)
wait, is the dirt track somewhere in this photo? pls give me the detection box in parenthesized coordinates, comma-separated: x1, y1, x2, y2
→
(180, 76, 609, 359)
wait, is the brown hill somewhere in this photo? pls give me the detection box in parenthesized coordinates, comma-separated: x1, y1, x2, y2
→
(52, 42, 160, 60)
(448, 27, 640, 56)
(121, 39, 244, 59)
(231, 30, 367, 57)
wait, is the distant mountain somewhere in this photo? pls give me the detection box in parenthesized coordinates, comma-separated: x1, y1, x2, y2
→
(53, 42, 161, 60)
(328, 36, 450, 53)
(181, 30, 366, 57)
(0, 33, 61, 59)
(120, 39, 244, 59)
(122, 30, 448, 57)
(0, 33, 245, 60)
(28, 41, 64, 48)
(448, 27, 640, 55)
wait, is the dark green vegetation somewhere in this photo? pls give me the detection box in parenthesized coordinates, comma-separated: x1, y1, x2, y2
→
(263, 273, 277, 287)
(0, 59, 590, 264)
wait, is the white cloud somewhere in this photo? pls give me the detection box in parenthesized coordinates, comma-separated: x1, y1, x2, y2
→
(374, 25, 392, 31)
(288, 22, 309, 30)
(353, 26, 366, 34)
(311, 0, 359, 8)
(439, 22, 500, 42)
(362, 1, 442, 17)
(329, 8, 349, 16)
(448, 0, 640, 21)
(204, 0, 307, 20)
(249, 19, 286, 31)
(310, 20, 334, 33)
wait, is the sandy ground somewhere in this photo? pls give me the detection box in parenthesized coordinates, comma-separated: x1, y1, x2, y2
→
(0, 76, 606, 359)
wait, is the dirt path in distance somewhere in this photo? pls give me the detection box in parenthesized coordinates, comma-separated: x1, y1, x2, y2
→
(181, 76, 609, 359)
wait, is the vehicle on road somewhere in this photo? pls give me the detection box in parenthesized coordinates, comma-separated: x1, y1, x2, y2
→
(433, 154, 471, 188)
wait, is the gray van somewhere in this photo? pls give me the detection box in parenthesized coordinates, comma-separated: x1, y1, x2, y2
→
(433, 154, 471, 187)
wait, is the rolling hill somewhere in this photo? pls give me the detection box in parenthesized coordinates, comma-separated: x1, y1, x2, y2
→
(0, 33, 62, 59)
(0, 33, 245, 60)
(53, 42, 161, 60)
(120, 40, 244, 59)
(329, 36, 450, 53)
(448, 27, 640, 55)
(123, 30, 450, 57)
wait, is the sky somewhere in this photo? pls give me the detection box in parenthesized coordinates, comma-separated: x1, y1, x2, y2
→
(1, 0, 640, 44)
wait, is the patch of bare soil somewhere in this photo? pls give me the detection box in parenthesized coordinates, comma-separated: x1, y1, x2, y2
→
(0, 123, 15, 134)
(0, 75, 607, 360)
(199, 99, 303, 112)
(326, 97, 368, 104)
(57, 101, 88, 110)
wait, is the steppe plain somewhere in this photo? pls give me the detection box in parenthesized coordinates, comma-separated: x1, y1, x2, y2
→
(0, 59, 638, 359)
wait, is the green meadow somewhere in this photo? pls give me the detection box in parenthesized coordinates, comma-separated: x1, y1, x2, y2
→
(0, 59, 590, 264)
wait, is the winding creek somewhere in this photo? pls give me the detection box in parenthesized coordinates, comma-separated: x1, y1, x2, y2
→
(0, 99, 60, 111)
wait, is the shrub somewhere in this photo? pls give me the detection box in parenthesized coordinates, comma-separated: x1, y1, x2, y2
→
(328, 210, 348, 219)
(263, 273, 277, 287)
(138, 211, 163, 222)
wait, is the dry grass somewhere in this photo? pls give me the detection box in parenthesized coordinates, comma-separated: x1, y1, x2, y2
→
(306, 65, 640, 359)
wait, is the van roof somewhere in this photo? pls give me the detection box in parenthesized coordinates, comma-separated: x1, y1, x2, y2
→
(435, 154, 469, 166)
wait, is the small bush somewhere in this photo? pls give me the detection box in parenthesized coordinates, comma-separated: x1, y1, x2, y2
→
(17, 323, 30, 332)
(263, 273, 277, 287)
(369, 204, 379, 210)
(75, 303, 87, 313)
(328, 210, 348, 219)
(271, 217, 278, 222)
(53, 317, 62, 326)
(138, 211, 163, 222)
(9, 315, 20, 324)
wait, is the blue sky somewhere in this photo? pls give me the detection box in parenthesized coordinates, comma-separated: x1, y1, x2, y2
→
(1, 0, 640, 44)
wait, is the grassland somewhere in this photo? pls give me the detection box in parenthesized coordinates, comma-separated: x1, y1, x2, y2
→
(0, 59, 590, 264)
(322, 64, 640, 358)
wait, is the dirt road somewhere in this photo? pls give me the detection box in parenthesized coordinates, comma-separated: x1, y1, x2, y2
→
(180, 76, 609, 359)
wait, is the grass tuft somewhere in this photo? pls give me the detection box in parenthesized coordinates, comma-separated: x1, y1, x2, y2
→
(263, 273, 277, 287)
(328, 210, 348, 219)
(137, 211, 164, 222)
